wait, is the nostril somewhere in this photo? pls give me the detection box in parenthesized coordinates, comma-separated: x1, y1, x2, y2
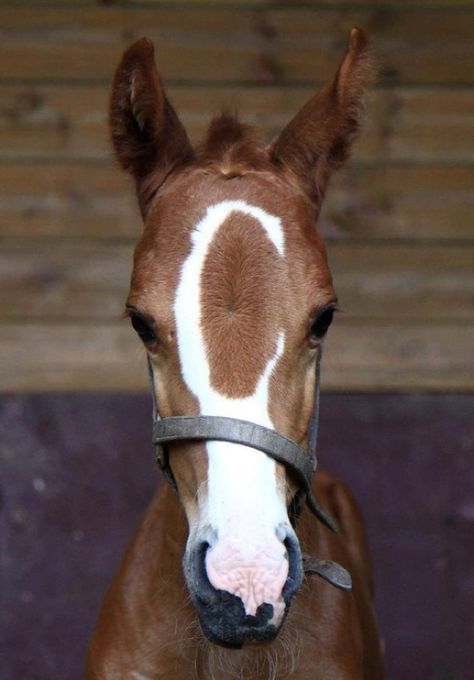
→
(186, 541, 215, 605)
(282, 534, 303, 602)
(197, 540, 210, 568)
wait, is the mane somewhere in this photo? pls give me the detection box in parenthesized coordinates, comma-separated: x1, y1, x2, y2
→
(195, 112, 269, 176)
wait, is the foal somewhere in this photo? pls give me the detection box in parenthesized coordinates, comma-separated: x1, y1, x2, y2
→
(87, 29, 383, 679)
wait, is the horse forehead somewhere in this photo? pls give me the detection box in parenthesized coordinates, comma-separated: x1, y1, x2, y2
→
(180, 198, 290, 315)
(174, 199, 287, 399)
(132, 176, 331, 314)
(190, 199, 284, 254)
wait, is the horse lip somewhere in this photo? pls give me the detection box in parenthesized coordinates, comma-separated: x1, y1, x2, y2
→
(200, 615, 280, 649)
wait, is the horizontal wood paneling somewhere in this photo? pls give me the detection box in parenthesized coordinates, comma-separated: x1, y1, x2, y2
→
(0, 322, 144, 392)
(1, 84, 473, 163)
(0, 163, 140, 240)
(323, 322, 474, 390)
(0, 242, 132, 321)
(329, 245, 474, 321)
(3, 1, 474, 7)
(0, 7, 472, 84)
(1, 162, 472, 240)
(1, 2, 473, 392)
(320, 165, 474, 240)
(1, 241, 472, 321)
(1, 321, 472, 392)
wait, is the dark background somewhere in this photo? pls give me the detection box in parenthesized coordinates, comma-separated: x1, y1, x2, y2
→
(1, 393, 473, 679)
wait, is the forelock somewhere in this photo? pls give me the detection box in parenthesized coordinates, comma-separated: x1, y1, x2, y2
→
(195, 112, 270, 175)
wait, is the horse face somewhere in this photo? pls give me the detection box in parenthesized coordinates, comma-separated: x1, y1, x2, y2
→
(127, 170, 336, 645)
(112, 31, 373, 647)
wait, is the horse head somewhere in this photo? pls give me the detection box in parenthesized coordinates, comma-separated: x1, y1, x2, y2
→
(109, 29, 373, 648)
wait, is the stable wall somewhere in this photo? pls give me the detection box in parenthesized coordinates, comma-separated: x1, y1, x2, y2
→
(1, 0, 473, 391)
(1, 4, 473, 680)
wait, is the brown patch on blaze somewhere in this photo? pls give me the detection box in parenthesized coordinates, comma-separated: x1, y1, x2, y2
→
(200, 211, 283, 398)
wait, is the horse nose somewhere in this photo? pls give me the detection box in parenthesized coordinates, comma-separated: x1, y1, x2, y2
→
(184, 529, 303, 648)
(282, 531, 304, 602)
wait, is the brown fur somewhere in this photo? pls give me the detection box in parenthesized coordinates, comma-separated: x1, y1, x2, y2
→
(201, 212, 283, 398)
(87, 28, 383, 679)
(87, 474, 382, 679)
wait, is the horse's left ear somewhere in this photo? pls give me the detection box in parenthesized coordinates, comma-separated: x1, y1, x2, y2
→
(109, 37, 194, 217)
(269, 28, 374, 204)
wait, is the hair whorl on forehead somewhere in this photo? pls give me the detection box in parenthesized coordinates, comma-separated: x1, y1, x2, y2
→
(196, 112, 269, 176)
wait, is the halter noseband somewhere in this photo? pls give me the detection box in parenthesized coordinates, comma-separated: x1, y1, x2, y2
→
(146, 347, 352, 592)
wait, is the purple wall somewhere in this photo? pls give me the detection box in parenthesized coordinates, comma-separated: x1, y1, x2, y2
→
(1, 394, 472, 679)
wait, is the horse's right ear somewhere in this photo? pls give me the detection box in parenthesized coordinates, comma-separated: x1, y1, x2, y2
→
(109, 37, 194, 216)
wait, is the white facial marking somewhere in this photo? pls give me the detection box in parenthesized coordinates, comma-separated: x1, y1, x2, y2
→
(174, 200, 291, 621)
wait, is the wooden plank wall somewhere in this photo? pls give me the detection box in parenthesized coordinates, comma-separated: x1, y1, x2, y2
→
(1, 0, 473, 392)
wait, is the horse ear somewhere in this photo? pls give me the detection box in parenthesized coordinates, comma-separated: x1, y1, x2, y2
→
(269, 28, 374, 204)
(109, 37, 194, 216)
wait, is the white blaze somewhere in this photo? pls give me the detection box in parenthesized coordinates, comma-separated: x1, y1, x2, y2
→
(174, 200, 290, 620)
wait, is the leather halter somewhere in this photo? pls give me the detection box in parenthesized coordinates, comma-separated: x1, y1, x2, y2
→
(146, 346, 352, 591)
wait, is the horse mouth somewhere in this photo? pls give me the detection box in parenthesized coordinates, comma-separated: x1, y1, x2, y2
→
(196, 596, 281, 649)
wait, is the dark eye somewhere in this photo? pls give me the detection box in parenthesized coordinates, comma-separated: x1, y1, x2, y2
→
(309, 307, 335, 343)
(129, 311, 156, 344)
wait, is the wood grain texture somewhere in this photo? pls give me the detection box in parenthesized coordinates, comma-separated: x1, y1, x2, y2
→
(319, 165, 474, 240)
(3, 1, 473, 6)
(2, 162, 472, 240)
(0, 322, 144, 392)
(1, 84, 473, 163)
(0, 7, 472, 84)
(1, 2, 472, 392)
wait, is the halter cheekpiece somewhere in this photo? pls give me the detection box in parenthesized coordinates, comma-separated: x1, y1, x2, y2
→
(146, 346, 352, 592)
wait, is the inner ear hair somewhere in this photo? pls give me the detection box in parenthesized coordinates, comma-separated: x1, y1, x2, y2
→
(269, 27, 375, 204)
(109, 37, 194, 216)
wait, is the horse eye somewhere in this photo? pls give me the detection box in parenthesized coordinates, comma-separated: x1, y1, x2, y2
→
(310, 307, 334, 342)
(129, 312, 156, 343)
